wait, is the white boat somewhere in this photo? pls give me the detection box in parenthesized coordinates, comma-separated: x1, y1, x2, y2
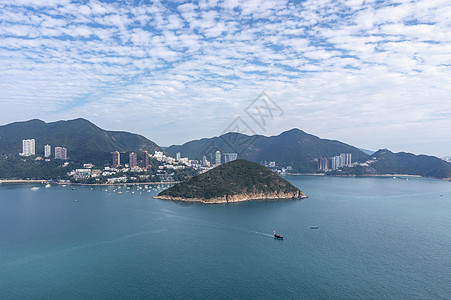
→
(31, 187, 40, 190)
(45, 184, 51, 188)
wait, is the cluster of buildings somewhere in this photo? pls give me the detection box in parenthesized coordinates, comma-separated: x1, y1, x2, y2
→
(20, 139, 67, 160)
(112, 150, 238, 171)
(112, 151, 153, 170)
(318, 153, 352, 171)
(200, 151, 237, 168)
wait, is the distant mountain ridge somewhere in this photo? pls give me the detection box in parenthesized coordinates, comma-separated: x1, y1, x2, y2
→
(166, 128, 369, 172)
(0, 118, 160, 163)
(370, 149, 451, 179)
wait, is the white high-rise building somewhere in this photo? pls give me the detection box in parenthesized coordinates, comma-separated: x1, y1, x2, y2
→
(22, 139, 35, 156)
(346, 153, 352, 166)
(202, 156, 210, 166)
(340, 153, 346, 167)
(176, 152, 181, 161)
(215, 150, 221, 165)
(44, 144, 51, 157)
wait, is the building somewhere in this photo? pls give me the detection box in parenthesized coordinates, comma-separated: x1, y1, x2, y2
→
(44, 144, 51, 157)
(331, 156, 340, 170)
(22, 139, 35, 156)
(154, 151, 164, 161)
(129, 152, 138, 167)
(176, 152, 181, 161)
(142, 151, 149, 169)
(112, 151, 120, 167)
(73, 169, 91, 180)
(202, 156, 210, 167)
(318, 157, 329, 170)
(340, 153, 346, 167)
(223, 153, 238, 163)
(346, 153, 352, 166)
(215, 150, 221, 165)
(55, 147, 67, 160)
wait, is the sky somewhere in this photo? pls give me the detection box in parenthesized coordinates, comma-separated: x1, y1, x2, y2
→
(0, 0, 450, 157)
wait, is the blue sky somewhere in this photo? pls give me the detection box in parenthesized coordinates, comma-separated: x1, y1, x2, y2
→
(0, 0, 450, 156)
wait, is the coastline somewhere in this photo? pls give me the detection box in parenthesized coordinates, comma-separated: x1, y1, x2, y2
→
(0, 179, 49, 184)
(58, 181, 180, 186)
(0, 180, 180, 186)
(154, 191, 307, 204)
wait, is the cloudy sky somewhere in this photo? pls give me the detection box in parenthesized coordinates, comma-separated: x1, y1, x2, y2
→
(0, 0, 450, 156)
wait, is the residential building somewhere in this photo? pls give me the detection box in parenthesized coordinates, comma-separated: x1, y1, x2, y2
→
(113, 151, 120, 167)
(44, 144, 51, 157)
(129, 152, 138, 167)
(340, 153, 346, 167)
(331, 156, 340, 170)
(22, 139, 35, 156)
(346, 153, 352, 166)
(223, 153, 238, 163)
(202, 156, 210, 167)
(318, 157, 329, 170)
(142, 151, 149, 169)
(176, 152, 181, 161)
(55, 147, 67, 160)
(154, 151, 164, 161)
(215, 150, 221, 165)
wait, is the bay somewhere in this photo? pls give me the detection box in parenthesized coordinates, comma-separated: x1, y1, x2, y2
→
(0, 176, 450, 299)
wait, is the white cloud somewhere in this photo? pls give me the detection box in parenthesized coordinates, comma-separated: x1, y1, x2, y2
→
(0, 0, 450, 156)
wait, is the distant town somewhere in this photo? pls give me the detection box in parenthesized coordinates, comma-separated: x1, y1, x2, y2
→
(17, 138, 361, 184)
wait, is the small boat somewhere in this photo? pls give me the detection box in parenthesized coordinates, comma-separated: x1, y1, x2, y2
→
(45, 184, 51, 188)
(311, 226, 319, 229)
(273, 231, 284, 239)
(31, 187, 40, 190)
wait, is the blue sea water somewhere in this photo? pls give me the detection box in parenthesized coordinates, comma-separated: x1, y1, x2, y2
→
(0, 176, 450, 299)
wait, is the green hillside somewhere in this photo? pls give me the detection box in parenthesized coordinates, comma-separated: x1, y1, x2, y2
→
(157, 159, 306, 201)
(166, 128, 369, 172)
(0, 118, 160, 165)
(371, 149, 451, 179)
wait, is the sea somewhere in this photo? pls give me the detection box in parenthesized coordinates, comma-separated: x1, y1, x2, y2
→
(0, 176, 450, 299)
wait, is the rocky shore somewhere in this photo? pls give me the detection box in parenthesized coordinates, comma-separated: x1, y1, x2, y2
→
(154, 190, 307, 204)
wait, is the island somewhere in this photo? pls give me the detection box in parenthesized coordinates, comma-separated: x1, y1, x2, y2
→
(154, 159, 307, 204)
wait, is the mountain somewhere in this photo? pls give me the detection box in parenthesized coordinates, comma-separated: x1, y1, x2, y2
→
(359, 148, 375, 155)
(370, 149, 451, 179)
(155, 159, 307, 203)
(0, 118, 160, 164)
(166, 128, 369, 172)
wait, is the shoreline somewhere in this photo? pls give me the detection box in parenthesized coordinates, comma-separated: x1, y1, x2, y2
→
(154, 192, 307, 204)
(0, 179, 49, 184)
(0, 180, 180, 186)
(152, 196, 308, 204)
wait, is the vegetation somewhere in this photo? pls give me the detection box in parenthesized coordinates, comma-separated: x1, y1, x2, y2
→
(0, 118, 161, 162)
(158, 159, 304, 199)
(370, 149, 451, 179)
(165, 128, 370, 172)
(0, 155, 71, 180)
(328, 149, 451, 179)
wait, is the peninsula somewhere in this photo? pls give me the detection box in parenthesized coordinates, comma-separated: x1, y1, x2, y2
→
(154, 159, 307, 204)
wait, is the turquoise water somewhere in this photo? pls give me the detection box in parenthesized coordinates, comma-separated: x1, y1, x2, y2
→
(0, 176, 450, 299)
